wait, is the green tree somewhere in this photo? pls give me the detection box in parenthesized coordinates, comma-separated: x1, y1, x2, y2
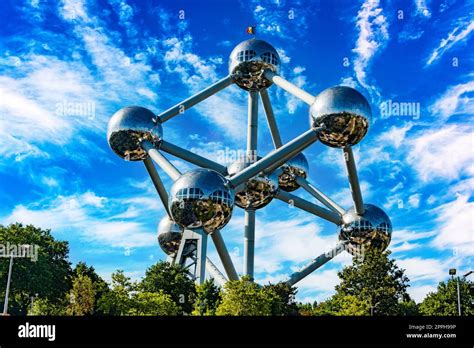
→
(66, 275, 95, 315)
(333, 249, 413, 315)
(139, 261, 196, 314)
(129, 291, 179, 316)
(73, 262, 110, 314)
(28, 298, 67, 316)
(298, 302, 317, 316)
(0, 223, 72, 314)
(192, 279, 222, 316)
(216, 276, 273, 316)
(262, 282, 299, 316)
(419, 278, 474, 316)
(97, 270, 134, 315)
(310, 298, 345, 316)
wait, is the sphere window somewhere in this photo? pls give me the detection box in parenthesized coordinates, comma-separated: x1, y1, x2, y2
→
(237, 50, 256, 62)
(261, 52, 278, 65)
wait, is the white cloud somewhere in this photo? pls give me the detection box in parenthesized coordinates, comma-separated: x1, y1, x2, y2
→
(426, 20, 474, 66)
(249, 0, 310, 40)
(352, 0, 389, 98)
(414, 0, 432, 18)
(296, 269, 340, 302)
(406, 125, 474, 182)
(408, 284, 437, 303)
(398, 257, 446, 281)
(429, 80, 474, 119)
(431, 194, 474, 256)
(4, 192, 159, 248)
(408, 193, 421, 208)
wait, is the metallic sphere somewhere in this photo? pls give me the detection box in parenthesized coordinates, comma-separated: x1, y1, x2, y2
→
(107, 106, 163, 161)
(338, 204, 392, 255)
(227, 156, 279, 209)
(309, 86, 370, 148)
(278, 153, 309, 192)
(169, 169, 234, 233)
(157, 217, 183, 256)
(228, 38, 280, 91)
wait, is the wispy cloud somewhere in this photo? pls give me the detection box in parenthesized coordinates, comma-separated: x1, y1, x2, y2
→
(429, 80, 474, 119)
(249, 0, 311, 40)
(406, 125, 474, 182)
(426, 19, 474, 66)
(431, 194, 474, 256)
(3, 191, 160, 248)
(352, 0, 389, 99)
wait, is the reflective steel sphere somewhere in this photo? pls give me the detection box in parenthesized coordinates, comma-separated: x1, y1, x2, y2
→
(169, 169, 234, 233)
(309, 86, 370, 148)
(338, 204, 392, 255)
(107, 106, 163, 161)
(228, 38, 280, 91)
(227, 156, 279, 209)
(278, 153, 309, 192)
(157, 217, 183, 256)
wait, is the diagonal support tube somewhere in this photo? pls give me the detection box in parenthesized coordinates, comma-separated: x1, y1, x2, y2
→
(229, 128, 320, 188)
(159, 140, 227, 175)
(343, 146, 364, 215)
(142, 140, 181, 181)
(260, 89, 283, 148)
(157, 75, 234, 123)
(264, 70, 316, 105)
(205, 258, 228, 287)
(286, 243, 346, 286)
(276, 190, 342, 225)
(295, 177, 345, 216)
(143, 157, 171, 216)
(211, 230, 239, 281)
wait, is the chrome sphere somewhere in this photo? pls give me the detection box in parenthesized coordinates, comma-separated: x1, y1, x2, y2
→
(338, 204, 392, 255)
(227, 156, 279, 209)
(278, 153, 309, 192)
(309, 86, 370, 148)
(169, 169, 234, 233)
(107, 106, 163, 161)
(228, 38, 280, 91)
(157, 217, 183, 256)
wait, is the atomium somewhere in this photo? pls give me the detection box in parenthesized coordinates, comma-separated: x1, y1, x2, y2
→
(278, 153, 309, 192)
(107, 106, 163, 161)
(309, 86, 370, 148)
(108, 37, 392, 286)
(229, 38, 280, 91)
(157, 216, 183, 256)
(169, 168, 234, 234)
(227, 156, 279, 209)
(338, 204, 392, 255)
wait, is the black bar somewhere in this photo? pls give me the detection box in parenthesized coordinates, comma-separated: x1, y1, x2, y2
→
(0, 316, 472, 346)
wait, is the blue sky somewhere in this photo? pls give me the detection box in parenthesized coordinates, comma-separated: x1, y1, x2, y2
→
(0, 0, 473, 303)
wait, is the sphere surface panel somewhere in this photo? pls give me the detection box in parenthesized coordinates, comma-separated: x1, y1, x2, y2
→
(228, 38, 280, 91)
(227, 156, 279, 209)
(169, 169, 234, 233)
(107, 106, 163, 161)
(338, 204, 392, 254)
(278, 153, 309, 192)
(309, 86, 370, 148)
(157, 217, 183, 255)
